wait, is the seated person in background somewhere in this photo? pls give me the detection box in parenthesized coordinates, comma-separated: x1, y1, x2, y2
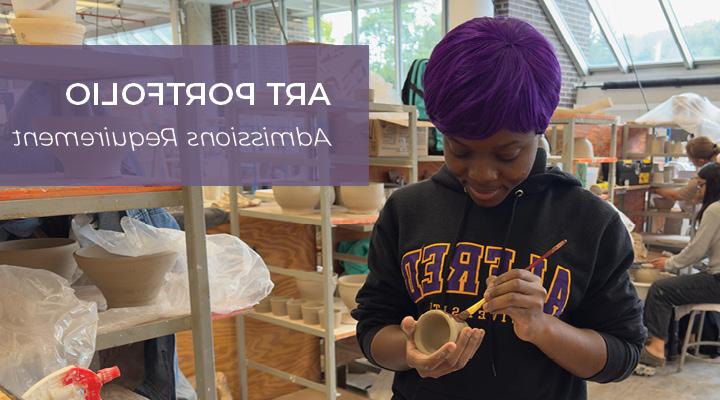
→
(654, 136, 719, 203)
(639, 162, 720, 373)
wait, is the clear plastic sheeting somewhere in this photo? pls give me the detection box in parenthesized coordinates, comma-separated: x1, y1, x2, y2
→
(71, 216, 273, 327)
(635, 93, 720, 140)
(0, 266, 98, 395)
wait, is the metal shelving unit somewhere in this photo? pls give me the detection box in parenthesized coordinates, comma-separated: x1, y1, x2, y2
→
(0, 47, 232, 399)
(548, 114, 620, 203)
(0, 186, 219, 399)
(230, 187, 378, 400)
(619, 122, 694, 240)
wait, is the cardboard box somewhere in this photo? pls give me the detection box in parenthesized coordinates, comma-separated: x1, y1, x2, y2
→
(369, 118, 433, 157)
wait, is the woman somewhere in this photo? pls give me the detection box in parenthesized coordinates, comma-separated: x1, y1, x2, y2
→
(640, 162, 720, 371)
(352, 17, 645, 400)
(654, 136, 719, 203)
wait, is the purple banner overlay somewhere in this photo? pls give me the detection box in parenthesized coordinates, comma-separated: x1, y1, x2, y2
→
(0, 45, 369, 186)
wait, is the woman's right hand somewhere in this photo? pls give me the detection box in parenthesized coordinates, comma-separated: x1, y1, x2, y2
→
(400, 316, 485, 378)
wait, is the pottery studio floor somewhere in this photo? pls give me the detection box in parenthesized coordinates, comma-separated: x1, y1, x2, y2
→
(588, 358, 720, 400)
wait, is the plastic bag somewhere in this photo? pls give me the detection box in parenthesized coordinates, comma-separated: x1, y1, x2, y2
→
(635, 93, 720, 140)
(71, 215, 273, 318)
(0, 265, 98, 395)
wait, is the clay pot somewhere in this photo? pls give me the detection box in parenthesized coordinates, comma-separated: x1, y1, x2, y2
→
(74, 245, 177, 308)
(414, 310, 469, 355)
(652, 137, 667, 154)
(273, 186, 321, 214)
(340, 183, 385, 214)
(653, 197, 676, 210)
(301, 302, 323, 325)
(341, 312, 356, 324)
(664, 165, 677, 182)
(632, 281, 650, 300)
(270, 296, 289, 316)
(573, 137, 594, 159)
(318, 306, 343, 329)
(10, 18, 85, 45)
(295, 274, 337, 302)
(630, 266, 673, 284)
(337, 274, 367, 311)
(0, 238, 79, 281)
(255, 297, 271, 313)
(287, 299, 306, 320)
(652, 172, 665, 185)
(12, 0, 76, 20)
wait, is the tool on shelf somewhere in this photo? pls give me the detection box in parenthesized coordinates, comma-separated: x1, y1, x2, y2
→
(456, 239, 568, 321)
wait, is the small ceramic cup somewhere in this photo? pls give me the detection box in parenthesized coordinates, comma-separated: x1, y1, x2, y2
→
(413, 310, 469, 355)
(255, 297, 271, 313)
(287, 299, 306, 320)
(318, 306, 343, 329)
(652, 172, 665, 184)
(270, 296, 289, 316)
(301, 302, 323, 325)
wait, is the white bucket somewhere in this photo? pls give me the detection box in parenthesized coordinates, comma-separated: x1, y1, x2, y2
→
(11, 0, 76, 20)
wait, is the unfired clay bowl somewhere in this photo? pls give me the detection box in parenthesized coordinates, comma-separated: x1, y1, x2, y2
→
(301, 302, 323, 325)
(340, 183, 385, 214)
(0, 238, 79, 281)
(630, 266, 674, 284)
(338, 274, 367, 311)
(318, 306, 343, 329)
(414, 310, 469, 355)
(653, 197, 676, 210)
(573, 137, 594, 159)
(632, 281, 651, 300)
(287, 299, 306, 320)
(74, 245, 177, 308)
(270, 296, 289, 316)
(295, 274, 337, 302)
(255, 297, 271, 313)
(10, 18, 86, 45)
(273, 186, 321, 214)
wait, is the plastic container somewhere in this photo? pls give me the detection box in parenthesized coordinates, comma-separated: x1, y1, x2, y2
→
(12, 0, 76, 20)
(10, 18, 85, 45)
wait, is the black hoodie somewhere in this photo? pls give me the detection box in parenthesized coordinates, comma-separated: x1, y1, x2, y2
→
(352, 149, 646, 400)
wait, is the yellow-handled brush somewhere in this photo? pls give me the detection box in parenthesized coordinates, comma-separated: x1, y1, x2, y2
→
(456, 239, 568, 321)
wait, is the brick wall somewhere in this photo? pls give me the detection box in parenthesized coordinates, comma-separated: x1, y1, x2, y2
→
(495, 0, 588, 107)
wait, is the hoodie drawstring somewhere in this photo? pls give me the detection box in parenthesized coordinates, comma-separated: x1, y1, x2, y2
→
(438, 194, 473, 309)
(487, 188, 523, 377)
(438, 188, 524, 377)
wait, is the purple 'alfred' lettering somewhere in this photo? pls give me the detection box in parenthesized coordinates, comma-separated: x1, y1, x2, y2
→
(447, 243, 484, 295)
(400, 250, 422, 302)
(420, 243, 450, 297)
(485, 246, 516, 277)
(529, 253, 548, 281)
(544, 266, 571, 317)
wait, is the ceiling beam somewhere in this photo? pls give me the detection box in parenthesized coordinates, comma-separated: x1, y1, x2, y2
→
(586, 0, 628, 73)
(658, 0, 694, 69)
(538, 0, 589, 76)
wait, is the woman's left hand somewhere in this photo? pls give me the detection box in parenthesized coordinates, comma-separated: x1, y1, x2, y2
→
(483, 269, 550, 343)
(650, 257, 668, 269)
